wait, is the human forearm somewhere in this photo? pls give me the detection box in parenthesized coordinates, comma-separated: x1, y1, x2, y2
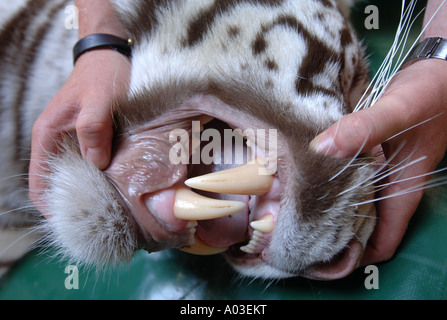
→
(74, 0, 127, 38)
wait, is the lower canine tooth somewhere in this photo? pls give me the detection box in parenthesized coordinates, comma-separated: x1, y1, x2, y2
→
(184, 159, 273, 195)
(250, 215, 274, 233)
(179, 234, 228, 255)
(174, 187, 246, 220)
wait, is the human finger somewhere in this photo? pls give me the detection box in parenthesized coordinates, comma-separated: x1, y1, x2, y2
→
(309, 94, 417, 158)
(310, 60, 447, 159)
(360, 109, 447, 265)
(76, 99, 114, 170)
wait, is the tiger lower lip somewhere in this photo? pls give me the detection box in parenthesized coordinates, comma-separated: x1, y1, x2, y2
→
(179, 234, 228, 255)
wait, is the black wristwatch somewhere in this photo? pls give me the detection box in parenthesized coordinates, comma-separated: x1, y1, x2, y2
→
(73, 33, 133, 64)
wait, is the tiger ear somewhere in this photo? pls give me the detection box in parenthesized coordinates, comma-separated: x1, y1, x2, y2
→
(300, 239, 363, 280)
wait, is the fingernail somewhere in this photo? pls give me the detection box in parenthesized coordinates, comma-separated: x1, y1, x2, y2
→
(85, 147, 109, 169)
(310, 134, 340, 157)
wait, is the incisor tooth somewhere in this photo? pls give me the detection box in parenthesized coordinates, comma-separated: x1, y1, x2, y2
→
(184, 159, 274, 195)
(174, 187, 246, 220)
(240, 215, 275, 254)
(240, 244, 256, 254)
(179, 234, 228, 255)
(250, 215, 274, 233)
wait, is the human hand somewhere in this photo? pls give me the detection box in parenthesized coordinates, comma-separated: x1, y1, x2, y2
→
(310, 58, 447, 265)
(29, 49, 131, 215)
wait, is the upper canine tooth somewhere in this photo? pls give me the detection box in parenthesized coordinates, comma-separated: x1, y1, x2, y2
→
(250, 215, 274, 233)
(184, 159, 274, 195)
(174, 187, 246, 220)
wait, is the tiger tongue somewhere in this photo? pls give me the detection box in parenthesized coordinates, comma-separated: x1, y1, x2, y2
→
(195, 194, 249, 248)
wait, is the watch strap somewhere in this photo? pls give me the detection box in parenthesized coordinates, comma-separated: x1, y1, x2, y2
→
(73, 33, 133, 64)
(403, 37, 447, 66)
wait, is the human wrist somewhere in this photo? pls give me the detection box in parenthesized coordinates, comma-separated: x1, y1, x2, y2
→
(407, 59, 447, 108)
(73, 34, 132, 64)
(422, 24, 447, 40)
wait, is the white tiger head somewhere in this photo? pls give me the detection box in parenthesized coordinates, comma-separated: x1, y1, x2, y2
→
(41, 0, 376, 280)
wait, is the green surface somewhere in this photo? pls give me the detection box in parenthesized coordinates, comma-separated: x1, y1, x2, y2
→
(1, 184, 446, 300)
(1, 1, 447, 300)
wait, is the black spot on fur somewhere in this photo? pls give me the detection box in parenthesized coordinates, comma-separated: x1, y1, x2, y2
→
(227, 25, 241, 38)
(253, 33, 267, 54)
(184, 0, 284, 47)
(265, 58, 278, 71)
(316, 0, 334, 8)
(249, 14, 342, 99)
(122, 0, 169, 41)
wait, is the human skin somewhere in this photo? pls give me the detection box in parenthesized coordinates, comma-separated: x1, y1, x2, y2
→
(29, 0, 131, 215)
(310, 0, 447, 265)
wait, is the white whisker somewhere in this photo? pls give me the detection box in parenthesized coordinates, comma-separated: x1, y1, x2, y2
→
(0, 227, 39, 258)
(329, 135, 368, 182)
(372, 167, 447, 191)
(354, 0, 446, 113)
(339, 151, 426, 199)
(352, 214, 377, 220)
(0, 204, 35, 218)
(337, 141, 407, 197)
(370, 142, 420, 184)
(365, 155, 427, 188)
(350, 176, 447, 207)
(384, 113, 445, 143)
(0, 173, 29, 183)
(354, 0, 419, 112)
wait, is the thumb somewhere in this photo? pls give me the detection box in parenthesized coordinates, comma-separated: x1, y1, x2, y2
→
(310, 94, 413, 158)
(76, 102, 114, 170)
